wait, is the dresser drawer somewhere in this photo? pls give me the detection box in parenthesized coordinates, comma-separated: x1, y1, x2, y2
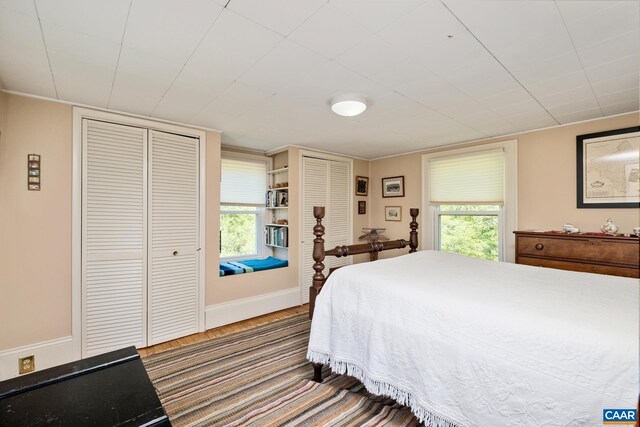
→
(517, 256, 640, 278)
(517, 235, 639, 266)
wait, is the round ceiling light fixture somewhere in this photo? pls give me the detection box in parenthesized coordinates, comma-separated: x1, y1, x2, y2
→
(330, 94, 367, 117)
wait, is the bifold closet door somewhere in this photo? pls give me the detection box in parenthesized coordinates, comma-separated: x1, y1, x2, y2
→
(302, 157, 328, 304)
(301, 157, 351, 304)
(148, 130, 200, 346)
(82, 119, 147, 358)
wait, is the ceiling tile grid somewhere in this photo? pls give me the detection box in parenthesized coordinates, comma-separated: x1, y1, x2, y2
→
(0, 0, 638, 159)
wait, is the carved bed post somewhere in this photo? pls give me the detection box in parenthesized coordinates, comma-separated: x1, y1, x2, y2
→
(309, 206, 326, 320)
(409, 208, 419, 253)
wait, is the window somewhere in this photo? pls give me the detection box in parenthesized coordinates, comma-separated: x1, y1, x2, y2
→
(220, 155, 268, 260)
(422, 141, 518, 262)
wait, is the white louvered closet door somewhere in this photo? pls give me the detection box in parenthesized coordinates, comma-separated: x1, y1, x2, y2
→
(148, 130, 200, 346)
(301, 157, 351, 304)
(82, 119, 147, 358)
(327, 161, 350, 271)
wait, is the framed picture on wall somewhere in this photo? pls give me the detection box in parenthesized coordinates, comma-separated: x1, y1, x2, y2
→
(358, 200, 366, 214)
(385, 206, 402, 221)
(577, 126, 640, 208)
(356, 176, 368, 196)
(382, 176, 404, 197)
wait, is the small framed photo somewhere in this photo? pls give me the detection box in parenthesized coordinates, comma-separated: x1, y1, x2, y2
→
(29, 169, 40, 176)
(355, 176, 368, 196)
(358, 200, 366, 214)
(28, 154, 40, 161)
(28, 176, 40, 183)
(28, 184, 40, 191)
(385, 206, 402, 221)
(382, 176, 404, 197)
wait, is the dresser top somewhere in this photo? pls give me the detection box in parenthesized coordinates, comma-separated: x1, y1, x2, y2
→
(514, 230, 640, 242)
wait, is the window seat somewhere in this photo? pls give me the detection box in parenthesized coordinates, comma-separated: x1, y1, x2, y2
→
(219, 256, 288, 276)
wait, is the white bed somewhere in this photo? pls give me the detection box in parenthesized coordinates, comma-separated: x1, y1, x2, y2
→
(307, 250, 639, 426)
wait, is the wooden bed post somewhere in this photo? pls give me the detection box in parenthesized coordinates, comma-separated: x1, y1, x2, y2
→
(309, 206, 326, 320)
(409, 208, 419, 253)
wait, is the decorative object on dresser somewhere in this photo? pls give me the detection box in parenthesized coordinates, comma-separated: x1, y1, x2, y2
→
(514, 231, 639, 278)
(576, 126, 640, 209)
(562, 223, 580, 233)
(600, 218, 619, 235)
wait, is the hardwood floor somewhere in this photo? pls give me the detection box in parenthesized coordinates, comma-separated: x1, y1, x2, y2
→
(138, 304, 308, 357)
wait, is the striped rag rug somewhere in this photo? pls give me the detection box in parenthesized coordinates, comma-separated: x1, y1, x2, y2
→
(142, 313, 419, 426)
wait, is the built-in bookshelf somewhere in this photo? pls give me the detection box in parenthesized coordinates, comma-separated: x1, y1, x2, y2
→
(265, 160, 288, 254)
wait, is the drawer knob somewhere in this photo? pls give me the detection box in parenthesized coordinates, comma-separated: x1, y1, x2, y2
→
(535, 243, 544, 250)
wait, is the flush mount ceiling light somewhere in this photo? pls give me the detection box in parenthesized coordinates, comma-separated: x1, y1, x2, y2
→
(331, 94, 367, 117)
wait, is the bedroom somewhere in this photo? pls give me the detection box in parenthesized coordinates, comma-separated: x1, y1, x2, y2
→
(0, 0, 638, 425)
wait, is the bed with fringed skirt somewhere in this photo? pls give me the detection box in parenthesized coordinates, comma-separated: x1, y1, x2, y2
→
(307, 250, 639, 427)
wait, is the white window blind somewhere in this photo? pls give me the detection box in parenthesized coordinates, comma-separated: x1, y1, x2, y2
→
(221, 157, 267, 205)
(429, 149, 505, 204)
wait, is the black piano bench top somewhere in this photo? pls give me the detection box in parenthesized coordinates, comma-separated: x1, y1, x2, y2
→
(0, 346, 170, 426)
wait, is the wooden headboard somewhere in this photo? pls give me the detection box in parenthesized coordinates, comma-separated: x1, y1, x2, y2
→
(309, 206, 419, 319)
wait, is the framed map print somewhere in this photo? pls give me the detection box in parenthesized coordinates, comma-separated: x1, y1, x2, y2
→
(577, 126, 640, 208)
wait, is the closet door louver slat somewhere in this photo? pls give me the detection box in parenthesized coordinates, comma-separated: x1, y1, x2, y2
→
(148, 130, 200, 346)
(302, 157, 329, 304)
(82, 119, 147, 357)
(328, 161, 350, 271)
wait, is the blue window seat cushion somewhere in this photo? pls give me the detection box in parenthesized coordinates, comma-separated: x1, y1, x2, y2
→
(219, 256, 288, 276)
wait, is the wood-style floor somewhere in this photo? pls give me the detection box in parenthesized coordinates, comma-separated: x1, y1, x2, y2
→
(138, 304, 308, 357)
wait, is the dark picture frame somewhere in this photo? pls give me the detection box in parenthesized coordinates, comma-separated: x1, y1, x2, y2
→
(355, 176, 368, 196)
(382, 176, 404, 198)
(358, 200, 366, 215)
(577, 126, 639, 208)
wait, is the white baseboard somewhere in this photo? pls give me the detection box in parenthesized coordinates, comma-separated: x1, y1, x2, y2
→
(205, 287, 301, 330)
(0, 336, 75, 381)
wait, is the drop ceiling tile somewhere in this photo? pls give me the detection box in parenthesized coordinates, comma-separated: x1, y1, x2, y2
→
(288, 3, 372, 59)
(367, 56, 431, 89)
(41, 21, 121, 67)
(0, 8, 45, 50)
(585, 54, 640, 82)
(108, 47, 183, 114)
(35, 0, 130, 43)
(0, 42, 56, 98)
(592, 72, 640, 98)
(194, 81, 275, 124)
(491, 27, 575, 67)
(478, 87, 533, 110)
(559, 1, 639, 49)
(441, 0, 525, 50)
(0, 0, 37, 17)
(491, 98, 549, 117)
(507, 52, 583, 83)
(601, 99, 639, 116)
(526, 70, 590, 96)
(335, 34, 408, 80)
(330, 0, 425, 33)
(123, 0, 223, 64)
(538, 85, 596, 108)
(553, 107, 602, 125)
(555, 1, 623, 24)
(226, 0, 326, 36)
(597, 87, 640, 108)
(577, 29, 640, 69)
(48, 56, 114, 107)
(238, 39, 329, 94)
(378, 0, 468, 58)
(546, 97, 600, 117)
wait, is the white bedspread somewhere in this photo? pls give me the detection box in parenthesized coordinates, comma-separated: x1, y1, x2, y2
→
(307, 250, 639, 426)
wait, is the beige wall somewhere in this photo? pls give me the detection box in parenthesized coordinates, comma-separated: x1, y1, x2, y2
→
(0, 94, 73, 349)
(370, 112, 640, 260)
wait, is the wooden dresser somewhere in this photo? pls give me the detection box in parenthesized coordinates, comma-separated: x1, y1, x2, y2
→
(514, 231, 639, 278)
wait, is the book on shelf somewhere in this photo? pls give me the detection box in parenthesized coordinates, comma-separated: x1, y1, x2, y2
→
(264, 225, 288, 247)
(265, 189, 288, 207)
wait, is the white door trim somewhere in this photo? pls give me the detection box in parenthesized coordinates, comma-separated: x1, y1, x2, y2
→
(72, 107, 207, 360)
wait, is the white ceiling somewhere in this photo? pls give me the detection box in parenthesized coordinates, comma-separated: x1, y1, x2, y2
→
(0, 0, 638, 159)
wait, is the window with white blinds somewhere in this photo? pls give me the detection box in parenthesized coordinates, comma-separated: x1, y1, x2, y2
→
(429, 149, 505, 204)
(221, 157, 267, 205)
